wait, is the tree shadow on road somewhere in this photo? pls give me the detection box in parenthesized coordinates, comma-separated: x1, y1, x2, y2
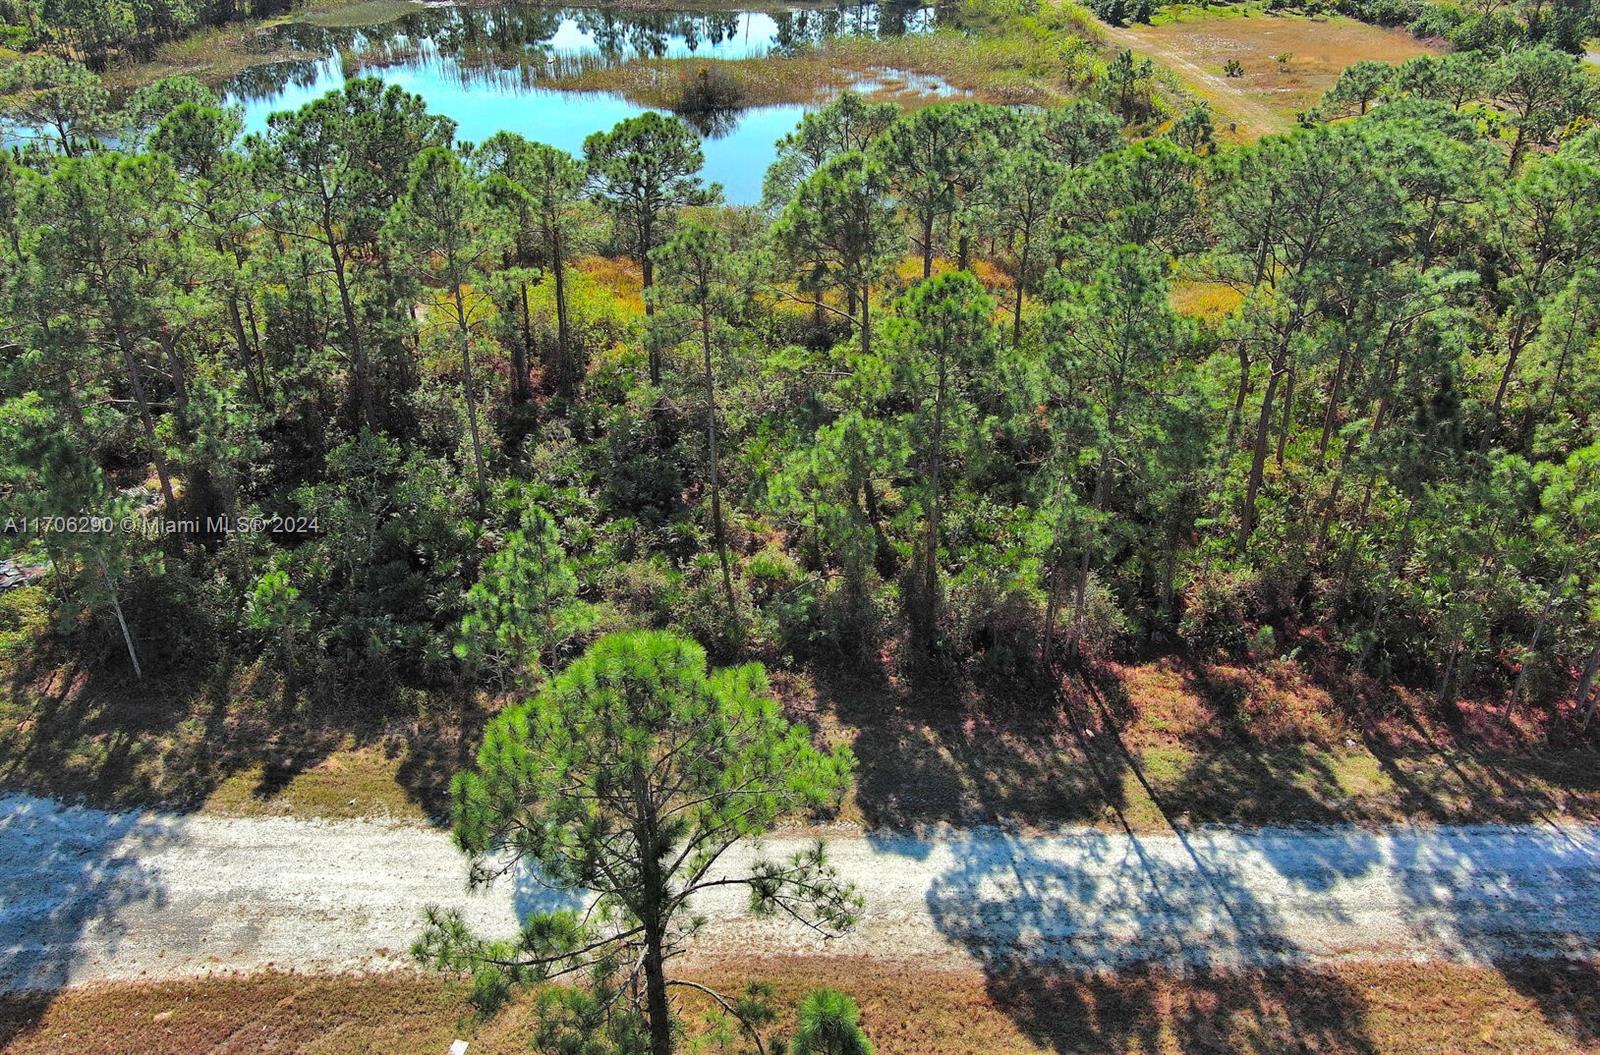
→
(0, 794, 181, 1042)
(910, 820, 1384, 1054)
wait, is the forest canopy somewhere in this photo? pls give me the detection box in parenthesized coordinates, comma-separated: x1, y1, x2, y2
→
(2, 44, 1599, 733)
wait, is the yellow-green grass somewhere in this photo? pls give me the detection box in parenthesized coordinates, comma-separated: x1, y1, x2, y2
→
(0, 584, 472, 820)
(201, 743, 430, 822)
(1151, 0, 1273, 24)
(3, 957, 1598, 1053)
(1171, 278, 1245, 320)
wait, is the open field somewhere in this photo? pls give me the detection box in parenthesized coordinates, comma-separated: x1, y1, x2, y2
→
(3, 958, 1599, 1054)
(1101, 12, 1437, 137)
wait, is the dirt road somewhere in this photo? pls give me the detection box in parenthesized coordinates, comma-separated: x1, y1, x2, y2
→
(1100, 23, 1289, 137)
(4, 793, 1600, 991)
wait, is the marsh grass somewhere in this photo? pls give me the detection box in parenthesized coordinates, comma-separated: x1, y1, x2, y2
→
(99, 21, 313, 89)
(536, 17, 1107, 111)
(301, 0, 426, 29)
(94, 0, 418, 89)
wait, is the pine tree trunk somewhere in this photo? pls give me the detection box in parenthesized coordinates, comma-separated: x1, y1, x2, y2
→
(1576, 642, 1600, 729)
(1507, 554, 1574, 724)
(1275, 361, 1294, 468)
(514, 281, 533, 405)
(456, 290, 489, 514)
(860, 283, 873, 357)
(552, 225, 573, 399)
(326, 229, 369, 428)
(115, 326, 178, 514)
(99, 557, 142, 680)
(702, 307, 734, 611)
(920, 346, 948, 650)
(1012, 230, 1030, 350)
(1238, 359, 1284, 553)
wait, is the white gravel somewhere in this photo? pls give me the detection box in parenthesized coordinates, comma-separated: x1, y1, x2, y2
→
(3, 793, 1600, 991)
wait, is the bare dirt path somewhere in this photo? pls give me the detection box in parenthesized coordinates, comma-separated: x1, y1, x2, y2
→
(4, 793, 1600, 991)
(1100, 23, 1288, 137)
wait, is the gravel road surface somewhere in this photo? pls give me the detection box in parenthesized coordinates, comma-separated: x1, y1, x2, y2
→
(3, 794, 1599, 990)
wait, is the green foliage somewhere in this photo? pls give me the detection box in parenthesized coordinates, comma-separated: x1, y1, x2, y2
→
(761, 92, 897, 211)
(420, 630, 858, 1053)
(0, 54, 118, 155)
(770, 150, 899, 353)
(457, 493, 593, 687)
(1098, 49, 1160, 124)
(4, 45, 1600, 790)
(792, 989, 874, 1055)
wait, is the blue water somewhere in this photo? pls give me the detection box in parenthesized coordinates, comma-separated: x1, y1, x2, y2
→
(229, 55, 806, 203)
(222, 2, 939, 204)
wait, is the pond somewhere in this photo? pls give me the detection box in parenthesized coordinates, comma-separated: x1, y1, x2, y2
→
(222, 2, 944, 204)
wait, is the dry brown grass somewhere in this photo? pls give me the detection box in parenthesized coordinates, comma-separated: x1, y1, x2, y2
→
(7, 575, 1600, 837)
(1104, 12, 1437, 137)
(2, 957, 1597, 1053)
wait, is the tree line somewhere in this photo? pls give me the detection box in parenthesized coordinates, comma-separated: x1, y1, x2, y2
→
(0, 0, 296, 70)
(1, 49, 1598, 731)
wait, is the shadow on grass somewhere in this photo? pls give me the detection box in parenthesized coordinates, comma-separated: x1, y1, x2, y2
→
(806, 661, 1118, 833)
(0, 610, 481, 824)
(0, 602, 482, 1040)
(982, 963, 1382, 1055)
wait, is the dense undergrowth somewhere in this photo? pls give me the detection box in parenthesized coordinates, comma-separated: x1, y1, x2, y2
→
(0, 1, 1598, 826)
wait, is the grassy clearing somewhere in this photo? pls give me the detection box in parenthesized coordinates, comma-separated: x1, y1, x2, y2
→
(3, 957, 1598, 1053)
(1151, 0, 1271, 24)
(200, 743, 430, 822)
(1102, 11, 1437, 133)
(1170, 278, 1245, 321)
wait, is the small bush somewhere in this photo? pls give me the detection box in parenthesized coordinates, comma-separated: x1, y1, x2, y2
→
(676, 65, 743, 113)
(1178, 568, 1258, 655)
(793, 988, 874, 1055)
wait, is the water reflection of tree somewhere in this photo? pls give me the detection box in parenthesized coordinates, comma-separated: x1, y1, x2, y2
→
(223, 58, 337, 104)
(223, 2, 947, 110)
(250, 2, 942, 67)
